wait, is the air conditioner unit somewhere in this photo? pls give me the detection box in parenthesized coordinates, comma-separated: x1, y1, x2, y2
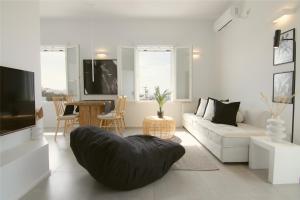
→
(214, 6, 240, 32)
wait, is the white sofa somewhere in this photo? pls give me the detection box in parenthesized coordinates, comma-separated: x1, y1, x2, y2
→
(182, 113, 266, 163)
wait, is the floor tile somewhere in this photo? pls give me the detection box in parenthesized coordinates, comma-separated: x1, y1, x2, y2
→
(21, 128, 300, 200)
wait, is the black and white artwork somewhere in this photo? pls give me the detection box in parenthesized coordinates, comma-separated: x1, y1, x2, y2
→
(83, 59, 118, 95)
(273, 29, 295, 66)
(273, 71, 294, 104)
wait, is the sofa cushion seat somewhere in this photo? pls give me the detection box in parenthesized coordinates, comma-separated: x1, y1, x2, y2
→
(183, 113, 265, 138)
(183, 113, 198, 122)
(195, 117, 266, 138)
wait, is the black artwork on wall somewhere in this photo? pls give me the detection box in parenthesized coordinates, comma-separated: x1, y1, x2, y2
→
(273, 29, 295, 66)
(83, 59, 118, 95)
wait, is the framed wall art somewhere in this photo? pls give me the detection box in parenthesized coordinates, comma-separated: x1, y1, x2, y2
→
(273, 71, 295, 104)
(273, 29, 295, 66)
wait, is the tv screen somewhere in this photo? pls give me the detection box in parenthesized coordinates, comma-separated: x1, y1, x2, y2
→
(0, 66, 35, 135)
(83, 59, 118, 95)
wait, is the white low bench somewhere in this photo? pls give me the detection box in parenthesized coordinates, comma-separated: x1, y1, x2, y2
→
(182, 113, 266, 163)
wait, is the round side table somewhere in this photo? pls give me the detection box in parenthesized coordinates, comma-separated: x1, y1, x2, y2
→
(143, 116, 176, 139)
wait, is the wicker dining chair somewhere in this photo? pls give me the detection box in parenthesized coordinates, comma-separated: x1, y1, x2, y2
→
(65, 95, 75, 103)
(119, 96, 127, 132)
(52, 96, 78, 141)
(97, 96, 127, 135)
(65, 95, 79, 124)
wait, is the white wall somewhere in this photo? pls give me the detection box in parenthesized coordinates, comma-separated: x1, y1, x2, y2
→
(0, 1, 50, 199)
(41, 19, 218, 127)
(216, 1, 299, 142)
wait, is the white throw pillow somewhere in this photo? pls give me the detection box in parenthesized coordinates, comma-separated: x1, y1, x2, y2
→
(236, 110, 245, 123)
(203, 99, 215, 121)
(196, 99, 207, 117)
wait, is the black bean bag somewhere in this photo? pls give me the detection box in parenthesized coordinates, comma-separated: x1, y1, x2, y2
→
(70, 126, 185, 190)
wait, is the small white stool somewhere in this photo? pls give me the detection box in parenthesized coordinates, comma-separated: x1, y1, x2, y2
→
(249, 136, 300, 184)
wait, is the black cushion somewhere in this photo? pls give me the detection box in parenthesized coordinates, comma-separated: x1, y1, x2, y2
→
(220, 99, 230, 103)
(104, 100, 115, 114)
(63, 105, 74, 115)
(202, 97, 230, 117)
(212, 100, 240, 126)
(194, 98, 201, 114)
(70, 126, 185, 190)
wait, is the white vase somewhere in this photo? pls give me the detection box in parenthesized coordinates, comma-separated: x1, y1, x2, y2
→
(266, 117, 286, 142)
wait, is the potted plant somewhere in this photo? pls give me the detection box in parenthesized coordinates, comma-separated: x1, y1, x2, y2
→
(154, 87, 171, 118)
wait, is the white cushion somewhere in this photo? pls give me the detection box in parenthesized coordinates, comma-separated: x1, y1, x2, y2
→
(183, 113, 198, 122)
(98, 112, 114, 118)
(194, 116, 266, 138)
(196, 99, 207, 116)
(236, 110, 245, 123)
(203, 99, 215, 121)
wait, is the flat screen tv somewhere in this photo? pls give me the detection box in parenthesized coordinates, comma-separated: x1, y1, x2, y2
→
(0, 66, 35, 136)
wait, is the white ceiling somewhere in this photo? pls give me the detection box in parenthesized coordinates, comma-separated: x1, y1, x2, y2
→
(40, 0, 232, 20)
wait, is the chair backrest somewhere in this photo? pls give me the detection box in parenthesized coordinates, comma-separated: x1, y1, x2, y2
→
(120, 96, 127, 116)
(114, 96, 123, 116)
(65, 95, 75, 103)
(52, 96, 65, 117)
(115, 96, 127, 116)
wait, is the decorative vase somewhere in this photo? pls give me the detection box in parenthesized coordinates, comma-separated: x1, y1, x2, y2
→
(266, 117, 286, 142)
(157, 111, 164, 118)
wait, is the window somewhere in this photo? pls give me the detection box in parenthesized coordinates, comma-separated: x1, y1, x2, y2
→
(118, 46, 192, 101)
(136, 47, 173, 101)
(40, 48, 67, 100)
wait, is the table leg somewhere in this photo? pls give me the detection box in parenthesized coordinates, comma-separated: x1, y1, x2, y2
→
(90, 105, 104, 126)
(79, 105, 90, 126)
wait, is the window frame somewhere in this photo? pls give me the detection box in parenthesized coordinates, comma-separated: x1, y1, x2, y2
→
(174, 46, 193, 102)
(117, 45, 192, 103)
(40, 46, 68, 101)
(41, 45, 80, 101)
(65, 45, 80, 100)
(117, 46, 136, 101)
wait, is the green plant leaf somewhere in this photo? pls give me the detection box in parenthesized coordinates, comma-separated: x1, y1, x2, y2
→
(153, 86, 171, 109)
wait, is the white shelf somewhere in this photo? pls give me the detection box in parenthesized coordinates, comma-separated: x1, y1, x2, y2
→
(0, 137, 48, 167)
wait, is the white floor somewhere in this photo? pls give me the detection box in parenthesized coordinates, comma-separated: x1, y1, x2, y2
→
(22, 128, 300, 200)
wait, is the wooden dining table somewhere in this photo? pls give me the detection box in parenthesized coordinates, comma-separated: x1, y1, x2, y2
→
(65, 100, 106, 126)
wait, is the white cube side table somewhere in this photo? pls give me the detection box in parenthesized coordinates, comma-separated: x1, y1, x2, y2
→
(249, 136, 300, 184)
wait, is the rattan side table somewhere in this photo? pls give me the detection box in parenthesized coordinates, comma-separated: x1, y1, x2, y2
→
(143, 116, 176, 139)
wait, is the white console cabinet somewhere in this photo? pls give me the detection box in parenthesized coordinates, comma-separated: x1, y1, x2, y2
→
(249, 136, 300, 184)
